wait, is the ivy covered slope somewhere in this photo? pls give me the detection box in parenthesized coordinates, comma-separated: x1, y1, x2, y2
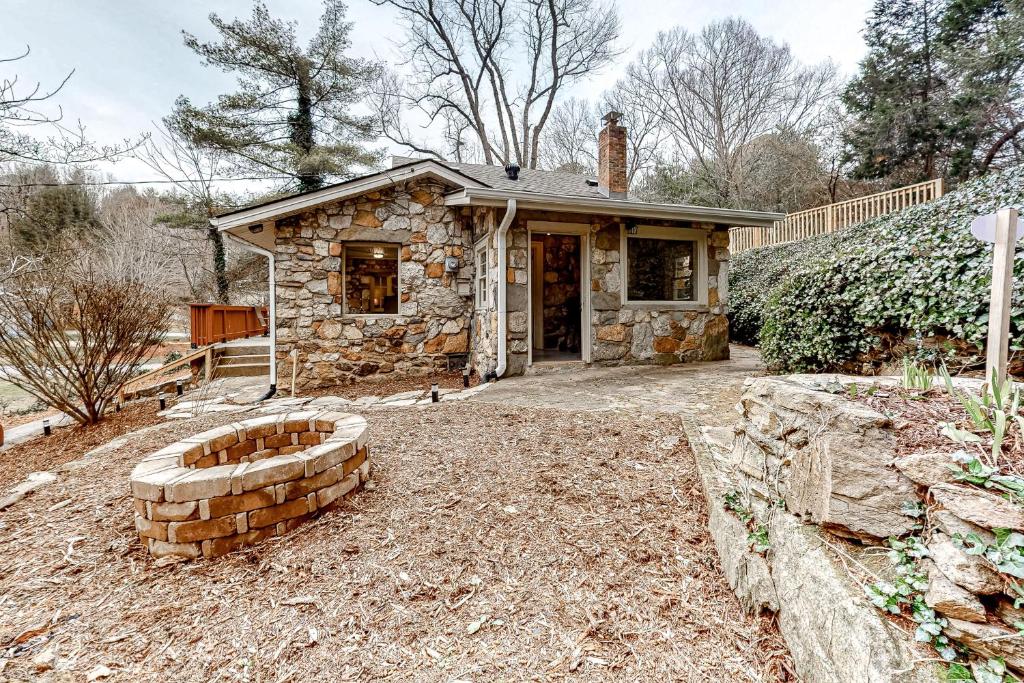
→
(729, 164, 1024, 373)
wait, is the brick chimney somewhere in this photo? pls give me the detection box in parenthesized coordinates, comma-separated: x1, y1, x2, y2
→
(598, 111, 627, 199)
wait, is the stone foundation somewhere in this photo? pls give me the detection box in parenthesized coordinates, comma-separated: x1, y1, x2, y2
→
(130, 411, 370, 559)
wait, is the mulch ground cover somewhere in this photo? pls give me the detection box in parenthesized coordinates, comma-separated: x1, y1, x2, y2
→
(0, 401, 791, 681)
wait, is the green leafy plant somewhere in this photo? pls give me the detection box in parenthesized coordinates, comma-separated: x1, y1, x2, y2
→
(868, 537, 958, 660)
(903, 359, 934, 390)
(939, 366, 1023, 466)
(730, 166, 1024, 373)
(953, 457, 1024, 503)
(748, 524, 770, 553)
(959, 528, 1024, 579)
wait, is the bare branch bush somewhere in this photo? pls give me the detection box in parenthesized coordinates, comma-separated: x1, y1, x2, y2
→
(0, 233, 175, 425)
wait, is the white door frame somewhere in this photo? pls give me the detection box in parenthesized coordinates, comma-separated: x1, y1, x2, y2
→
(526, 221, 591, 365)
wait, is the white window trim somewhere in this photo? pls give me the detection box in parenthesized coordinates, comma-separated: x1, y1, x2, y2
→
(341, 241, 402, 317)
(474, 237, 490, 308)
(620, 225, 709, 308)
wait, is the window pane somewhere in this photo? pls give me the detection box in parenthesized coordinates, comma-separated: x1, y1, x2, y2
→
(627, 237, 696, 301)
(344, 244, 399, 314)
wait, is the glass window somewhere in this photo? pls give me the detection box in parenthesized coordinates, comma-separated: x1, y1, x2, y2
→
(343, 243, 399, 314)
(626, 237, 697, 302)
(475, 240, 489, 307)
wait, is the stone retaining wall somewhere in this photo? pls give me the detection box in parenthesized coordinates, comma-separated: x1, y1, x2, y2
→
(130, 411, 370, 560)
(702, 374, 1024, 680)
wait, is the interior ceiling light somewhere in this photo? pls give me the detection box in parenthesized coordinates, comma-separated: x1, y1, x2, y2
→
(373, 246, 384, 259)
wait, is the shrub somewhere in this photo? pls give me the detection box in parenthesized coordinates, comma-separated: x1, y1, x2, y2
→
(0, 238, 174, 424)
(730, 164, 1024, 373)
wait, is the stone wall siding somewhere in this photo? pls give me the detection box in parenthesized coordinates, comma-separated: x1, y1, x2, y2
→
(274, 179, 474, 388)
(130, 411, 369, 560)
(500, 211, 731, 372)
(590, 222, 730, 364)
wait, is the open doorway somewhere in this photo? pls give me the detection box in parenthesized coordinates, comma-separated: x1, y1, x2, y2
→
(530, 233, 582, 362)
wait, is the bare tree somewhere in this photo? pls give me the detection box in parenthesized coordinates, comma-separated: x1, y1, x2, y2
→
(628, 18, 837, 207)
(1, 46, 141, 165)
(138, 122, 234, 303)
(0, 235, 174, 424)
(538, 97, 597, 174)
(371, 0, 621, 168)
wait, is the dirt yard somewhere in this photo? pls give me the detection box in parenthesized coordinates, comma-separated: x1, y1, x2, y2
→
(0, 400, 790, 681)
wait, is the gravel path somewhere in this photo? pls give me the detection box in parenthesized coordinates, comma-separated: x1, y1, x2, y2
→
(0, 398, 788, 681)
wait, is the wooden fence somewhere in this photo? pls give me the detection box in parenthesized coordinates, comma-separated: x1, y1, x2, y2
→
(189, 304, 268, 347)
(730, 178, 944, 253)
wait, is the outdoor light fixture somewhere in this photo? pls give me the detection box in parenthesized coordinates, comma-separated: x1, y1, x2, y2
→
(159, 393, 167, 411)
(626, 223, 639, 235)
(373, 246, 385, 259)
(176, 379, 184, 396)
(42, 419, 51, 436)
(462, 367, 470, 388)
(431, 383, 439, 403)
(248, 224, 264, 234)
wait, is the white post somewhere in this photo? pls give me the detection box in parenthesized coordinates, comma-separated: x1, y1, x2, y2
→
(986, 208, 1020, 384)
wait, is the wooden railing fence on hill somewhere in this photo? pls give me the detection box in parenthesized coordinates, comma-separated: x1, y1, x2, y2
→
(729, 178, 944, 253)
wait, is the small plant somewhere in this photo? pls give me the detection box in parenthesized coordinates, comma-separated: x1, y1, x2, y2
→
(973, 658, 1021, 683)
(723, 491, 769, 554)
(959, 528, 1024, 579)
(724, 490, 754, 524)
(164, 350, 183, 364)
(953, 457, 1024, 503)
(903, 359, 934, 391)
(868, 537, 957, 660)
(939, 366, 1023, 467)
(748, 524, 770, 553)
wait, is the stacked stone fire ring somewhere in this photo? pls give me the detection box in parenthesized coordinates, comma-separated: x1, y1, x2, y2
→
(130, 411, 369, 560)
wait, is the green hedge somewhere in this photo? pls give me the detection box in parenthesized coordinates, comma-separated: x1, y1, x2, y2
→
(729, 165, 1024, 373)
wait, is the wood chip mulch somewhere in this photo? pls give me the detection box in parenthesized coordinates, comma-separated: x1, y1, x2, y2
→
(853, 386, 1024, 475)
(0, 404, 164, 491)
(0, 402, 790, 681)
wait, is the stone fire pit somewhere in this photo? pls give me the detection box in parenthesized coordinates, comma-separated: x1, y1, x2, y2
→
(129, 411, 369, 560)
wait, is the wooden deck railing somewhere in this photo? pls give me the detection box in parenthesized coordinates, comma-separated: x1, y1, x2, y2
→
(730, 178, 944, 253)
(189, 304, 268, 347)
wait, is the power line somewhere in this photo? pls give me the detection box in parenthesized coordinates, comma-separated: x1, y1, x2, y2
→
(0, 175, 295, 188)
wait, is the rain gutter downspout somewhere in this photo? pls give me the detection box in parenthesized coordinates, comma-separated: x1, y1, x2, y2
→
(495, 198, 517, 378)
(223, 232, 277, 401)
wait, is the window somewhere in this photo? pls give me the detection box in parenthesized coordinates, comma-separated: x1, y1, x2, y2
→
(474, 238, 489, 307)
(343, 243, 399, 315)
(623, 226, 707, 305)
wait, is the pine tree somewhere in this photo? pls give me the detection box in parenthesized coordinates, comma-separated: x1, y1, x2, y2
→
(10, 167, 102, 253)
(842, 0, 949, 183)
(171, 1, 381, 193)
(939, 0, 1024, 177)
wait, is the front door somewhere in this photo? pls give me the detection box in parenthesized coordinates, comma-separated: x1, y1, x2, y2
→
(527, 222, 590, 364)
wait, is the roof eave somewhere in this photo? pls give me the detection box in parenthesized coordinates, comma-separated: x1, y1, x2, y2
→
(445, 188, 784, 227)
(210, 160, 489, 232)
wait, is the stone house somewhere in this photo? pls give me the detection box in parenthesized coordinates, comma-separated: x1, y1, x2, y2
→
(211, 113, 782, 390)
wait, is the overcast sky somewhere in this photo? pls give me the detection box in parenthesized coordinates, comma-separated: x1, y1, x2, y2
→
(5, 0, 874, 185)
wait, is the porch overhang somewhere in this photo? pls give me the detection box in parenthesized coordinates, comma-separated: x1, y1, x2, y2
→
(444, 188, 784, 227)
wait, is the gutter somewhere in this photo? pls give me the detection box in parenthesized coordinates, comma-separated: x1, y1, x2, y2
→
(495, 199, 517, 378)
(446, 188, 784, 227)
(223, 233, 277, 401)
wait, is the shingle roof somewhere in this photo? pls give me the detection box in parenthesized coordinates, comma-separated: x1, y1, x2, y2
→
(392, 156, 604, 199)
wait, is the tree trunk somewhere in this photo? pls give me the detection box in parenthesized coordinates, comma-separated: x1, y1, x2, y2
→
(208, 226, 230, 304)
(292, 57, 320, 193)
